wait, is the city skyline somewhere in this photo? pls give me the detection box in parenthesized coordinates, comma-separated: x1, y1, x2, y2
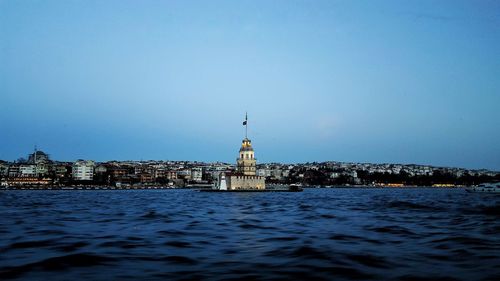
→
(4, 145, 499, 173)
(1, 1, 499, 170)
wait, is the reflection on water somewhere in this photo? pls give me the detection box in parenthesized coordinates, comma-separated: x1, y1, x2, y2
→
(0, 188, 499, 280)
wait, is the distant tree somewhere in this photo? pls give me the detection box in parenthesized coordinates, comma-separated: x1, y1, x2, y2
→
(16, 157, 27, 164)
(156, 177, 169, 185)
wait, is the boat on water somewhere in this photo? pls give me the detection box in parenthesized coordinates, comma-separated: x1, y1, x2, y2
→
(465, 182, 500, 193)
(288, 183, 303, 191)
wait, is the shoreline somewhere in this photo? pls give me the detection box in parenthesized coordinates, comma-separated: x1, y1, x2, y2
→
(0, 185, 468, 190)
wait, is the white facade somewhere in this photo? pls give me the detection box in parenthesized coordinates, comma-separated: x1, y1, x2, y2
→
(72, 160, 95, 180)
(191, 167, 203, 182)
(19, 165, 37, 177)
(257, 168, 271, 177)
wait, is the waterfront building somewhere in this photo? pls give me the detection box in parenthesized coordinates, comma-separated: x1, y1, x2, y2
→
(95, 165, 108, 174)
(110, 166, 128, 179)
(271, 168, 283, 180)
(176, 169, 191, 180)
(19, 164, 37, 177)
(0, 161, 9, 176)
(134, 166, 143, 175)
(165, 171, 178, 180)
(8, 165, 20, 177)
(216, 114, 265, 190)
(54, 164, 72, 179)
(35, 163, 49, 176)
(256, 168, 271, 178)
(154, 168, 167, 179)
(72, 160, 95, 181)
(191, 167, 203, 182)
(282, 169, 290, 178)
(139, 173, 154, 183)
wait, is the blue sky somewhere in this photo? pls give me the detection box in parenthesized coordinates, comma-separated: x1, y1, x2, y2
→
(1, 0, 499, 170)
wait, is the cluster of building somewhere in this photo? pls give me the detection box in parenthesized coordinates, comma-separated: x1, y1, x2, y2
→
(1, 148, 498, 188)
(0, 149, 234, 188)
(258, 161, 499, 186)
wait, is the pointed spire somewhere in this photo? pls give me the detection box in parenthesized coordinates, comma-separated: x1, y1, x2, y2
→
(34, 145, 38, 164)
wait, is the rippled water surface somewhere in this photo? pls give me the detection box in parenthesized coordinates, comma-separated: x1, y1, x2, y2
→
(0, 188, 499, 280)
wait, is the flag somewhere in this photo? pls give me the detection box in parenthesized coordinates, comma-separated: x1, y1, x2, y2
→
(243, 113, 247, 125)
(242, 120, 247, 125)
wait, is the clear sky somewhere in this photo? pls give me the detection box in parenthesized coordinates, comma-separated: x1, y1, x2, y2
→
(1, 0, 499, 170)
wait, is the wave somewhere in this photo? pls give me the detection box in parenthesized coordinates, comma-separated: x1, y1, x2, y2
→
(0, 253, 115, 279)
(386, 200, 444, 211)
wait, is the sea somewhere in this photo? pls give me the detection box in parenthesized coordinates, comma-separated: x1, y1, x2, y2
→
(0, 188, 498, 281)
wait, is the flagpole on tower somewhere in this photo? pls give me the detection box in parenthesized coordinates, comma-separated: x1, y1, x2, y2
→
(245, 112, 248, 139)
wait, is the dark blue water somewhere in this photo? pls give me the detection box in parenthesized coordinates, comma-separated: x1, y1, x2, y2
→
(0, 188, 499, 281)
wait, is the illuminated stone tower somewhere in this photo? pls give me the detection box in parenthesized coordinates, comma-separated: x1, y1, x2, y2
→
(215, 113, 265, 190)
(237, 138, 256, 176)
